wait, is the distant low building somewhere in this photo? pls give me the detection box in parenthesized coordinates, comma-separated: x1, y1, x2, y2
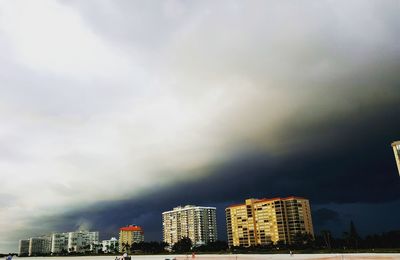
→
(50, 231, 99, 254)
(226, 197, 314, 247)
(18, 239, 30, 256)
(102, 237, 118, 253)
(119, 225, 144, 253)
(28, 236, 52, 256)
(51, 232, 69, 254)
(67, 231, 99, 253)
(162, 205, 217, 247)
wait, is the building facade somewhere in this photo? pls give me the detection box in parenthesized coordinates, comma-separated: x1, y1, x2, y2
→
(102, 237, 118, 253)
(50, 231, 99, 254)
(392, 141, 400, 175)
(51, 232, 69, 254)
(226, 197, 314, 247)
(28, 236, 52, 256)
(18, 239, 30, 256)
(67, 231, 99, 253)
(119, 225, 144, 253)
(162, 205, 217, 247)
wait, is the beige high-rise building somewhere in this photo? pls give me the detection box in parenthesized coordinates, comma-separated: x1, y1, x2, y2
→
(391, 141, 400, 175)
(226, 197, 314, 247)
(119, 225, 144, 253)
(162, 205, 217, 247)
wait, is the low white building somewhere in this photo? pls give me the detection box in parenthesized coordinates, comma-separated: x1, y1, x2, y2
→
(102, 237, 118, 253)
(18, 239, 30, 256)
(28, 236, 52, 256)
(51, 232, 69, 254)
(50, 230, 99, 254)
(67, 230, 99, 253)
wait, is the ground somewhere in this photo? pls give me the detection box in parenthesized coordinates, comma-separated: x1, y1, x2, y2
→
(14, 254, 400, 260)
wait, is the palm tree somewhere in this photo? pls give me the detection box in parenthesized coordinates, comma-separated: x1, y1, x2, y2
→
(121, 242, 131, 253)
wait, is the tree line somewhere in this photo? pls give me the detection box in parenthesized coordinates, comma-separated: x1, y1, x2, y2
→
(34, 221, 400, 256)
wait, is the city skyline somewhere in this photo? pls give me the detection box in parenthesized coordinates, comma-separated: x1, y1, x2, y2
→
(1, 0, 400, 253)
(16, 198, 315, 255)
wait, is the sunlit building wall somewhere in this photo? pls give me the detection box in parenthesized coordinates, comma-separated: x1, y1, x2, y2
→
(226, 197, 314, 247)
(119, 225, 144, 253)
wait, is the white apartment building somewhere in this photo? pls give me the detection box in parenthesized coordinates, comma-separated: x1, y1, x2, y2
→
(67, 231, 99, 253)
(162, 205, 217, 247)
(51, 232, 69, 254)
(18, 239, 30, 256)
(102, 237, 118, 253)
(28, 236, 52, 256)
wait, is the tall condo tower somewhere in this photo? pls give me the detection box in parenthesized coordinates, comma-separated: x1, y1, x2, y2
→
(226, 197, 314, 247)
(162, 205, 217, 247)
(392, 141, 400, 176)
(119, 225, 144, 253)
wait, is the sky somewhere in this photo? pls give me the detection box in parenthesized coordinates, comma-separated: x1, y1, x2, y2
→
(1, 0, 400, 253)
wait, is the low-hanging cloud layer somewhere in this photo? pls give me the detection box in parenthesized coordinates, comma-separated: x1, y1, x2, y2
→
(1, 0, 400, 252)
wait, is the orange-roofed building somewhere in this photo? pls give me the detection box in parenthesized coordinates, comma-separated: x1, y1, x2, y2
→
(118, 225, 144, 253)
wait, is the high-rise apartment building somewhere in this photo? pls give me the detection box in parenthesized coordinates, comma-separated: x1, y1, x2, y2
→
(18, 239, 30, 256)
(67, 231, 99, 253)
(51, 232, 69, 254)
(162, 205, 217, 247)
(226, 197, 314, 247)
(392, 141, 400, 175)
(28, 236, 52, 256)
(119, 225, 144, 253)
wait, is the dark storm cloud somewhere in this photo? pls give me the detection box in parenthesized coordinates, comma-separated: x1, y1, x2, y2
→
(35, 94, 400, 240)
(313, 209, 341, 226)
(103, 98, 400, 207)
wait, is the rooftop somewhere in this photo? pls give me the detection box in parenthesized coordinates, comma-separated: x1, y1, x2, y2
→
(391, 141, 400, 147)
(226, 196, 307, 208)
(163, 205, 216, 214)
(119, 225, 143, 232)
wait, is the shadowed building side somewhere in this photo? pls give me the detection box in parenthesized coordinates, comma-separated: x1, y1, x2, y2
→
(18, 239, 29, 256)
(391, 141, 400, 176)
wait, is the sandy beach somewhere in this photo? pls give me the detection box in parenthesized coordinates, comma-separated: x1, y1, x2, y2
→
(10, 254, 400, 260)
